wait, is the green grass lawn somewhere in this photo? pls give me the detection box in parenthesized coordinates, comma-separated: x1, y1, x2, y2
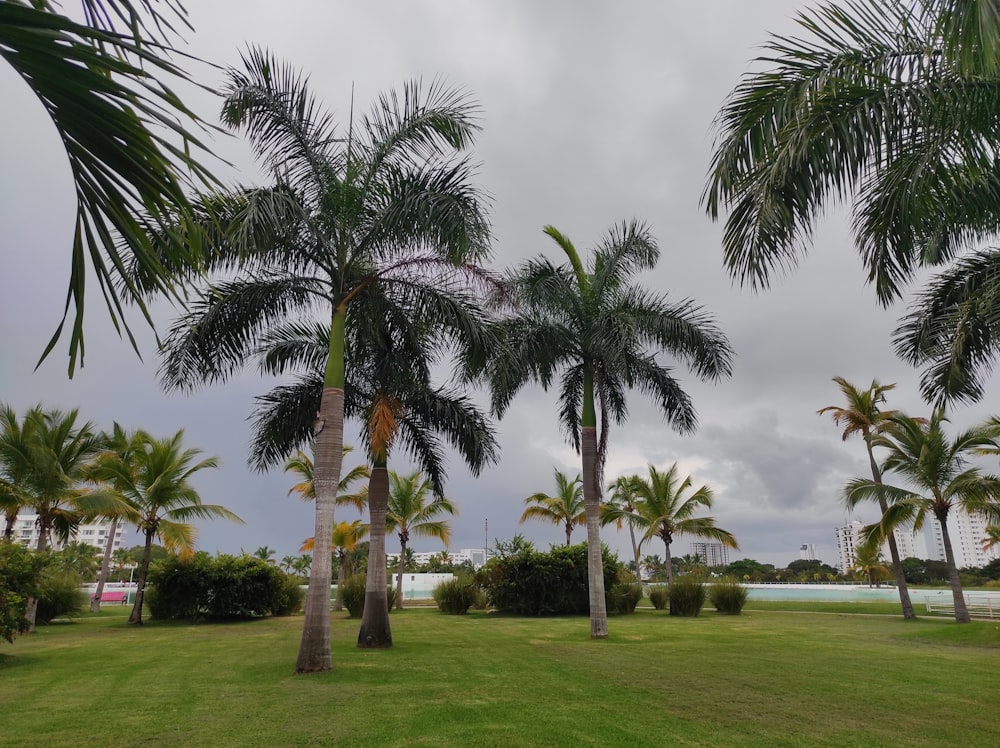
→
(2, 606, 998, 747)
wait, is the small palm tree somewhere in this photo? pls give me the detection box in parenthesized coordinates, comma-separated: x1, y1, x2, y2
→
(850, 542, 891, 588)
(91, 429, 242, 624)
(610, 464, 738, 585)
(846, 409, 1000, 623)
(300, 520, 369, 612)
(386, 471, 457, 609)
(602, 475, 643, 579)
(983, 525, 1000, 553)
(818, 377, 916, 619)
(253, 546, 276, 563)
(519, 470, 585, 546)
(481, 222, 733, 638)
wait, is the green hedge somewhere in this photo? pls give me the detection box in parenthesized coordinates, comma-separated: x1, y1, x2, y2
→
(146, 553, 293, 621)
(475, 542, 621, 616)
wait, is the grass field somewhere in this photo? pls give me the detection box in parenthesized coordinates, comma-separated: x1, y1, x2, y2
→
(2, 604, 998, 747)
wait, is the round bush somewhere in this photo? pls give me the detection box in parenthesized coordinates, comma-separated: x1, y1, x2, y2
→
(708, 577, 748, 615)
(432, 577, 479, 614)
(340, 574, 397, 618)
(609, 582, 643, 614)
(272, 575, 305, 616)
(648, 585, 669, 610)
(668, 576, 705, 617)
(35, 569, 85, 624)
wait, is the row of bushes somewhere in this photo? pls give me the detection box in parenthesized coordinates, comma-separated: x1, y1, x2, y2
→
(647, 576, 748, 616)
(146, 553, 303, 620)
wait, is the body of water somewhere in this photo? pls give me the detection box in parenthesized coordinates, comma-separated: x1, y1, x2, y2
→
(743, 584, 952, 604)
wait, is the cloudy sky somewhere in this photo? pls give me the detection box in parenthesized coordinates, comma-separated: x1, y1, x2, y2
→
(3, 0, 994, 568)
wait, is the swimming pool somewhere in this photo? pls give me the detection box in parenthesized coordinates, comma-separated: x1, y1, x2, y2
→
(743, 583, 952, 604)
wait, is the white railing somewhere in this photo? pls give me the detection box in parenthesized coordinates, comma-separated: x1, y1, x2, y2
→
(924, 593, 1000, 619)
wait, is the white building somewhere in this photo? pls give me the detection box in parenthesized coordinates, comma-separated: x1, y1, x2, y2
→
(834, 520, 927, 573)
(922, 508, 1000, 569)
(7, 512, 128, 553)
(799, 543, 817, 561)
(690, 541, 731, 567)
(386, 548, 487, 569)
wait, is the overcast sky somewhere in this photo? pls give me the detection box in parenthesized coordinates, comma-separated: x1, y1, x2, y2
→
(3, 0, 995, 568)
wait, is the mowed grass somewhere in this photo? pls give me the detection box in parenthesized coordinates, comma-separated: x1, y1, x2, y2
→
(2, 605, 999, 747)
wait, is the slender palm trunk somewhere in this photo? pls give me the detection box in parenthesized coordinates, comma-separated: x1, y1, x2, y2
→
(626, 510, 640, 581)
(565, 521, 572, 547)
(663, 537, 674, 585)
(333, 551, 346, 612)
(128, 528, 155, 624)
(358, 465, 392, 648)
(3, 508, 16, 541)
(581, 423, 608, 639)
(937, 513, 971, 623)
(396, 534, 408, 610)
(296, 386, 345, 671)
(866, 439, 915, 619)
(91, 516, 119, 613)
(25, 516, 51, 630)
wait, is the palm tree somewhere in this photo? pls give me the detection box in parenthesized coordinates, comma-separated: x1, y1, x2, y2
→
(386, 471, 457, 609)
(519, 470, 585, 546)
(850, 542, 891, 588)
(283, 448, 369, 513)
(603, 475, 643, 579)
(818, 377, 917, 618)
(253, 546, 276, 563)
(2, 0, 219, 372)
(845, 409, 1000, 623)
(90, 429, 242, 624)
(155, 50, 492, 672)
(703, 0, 1000, 404)
(609, 464, 738, 585)
(482, 222, 733, 637)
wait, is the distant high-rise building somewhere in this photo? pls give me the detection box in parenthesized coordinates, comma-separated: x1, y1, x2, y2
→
(799, 543, 817, 561)
(690, 541, 730, 567)
(834, 519, 926, 573)
(921, 508, 999, 568)
(8, 512, 128, 553)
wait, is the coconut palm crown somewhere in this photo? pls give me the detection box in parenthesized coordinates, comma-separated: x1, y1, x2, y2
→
(519, 469, 586, 546)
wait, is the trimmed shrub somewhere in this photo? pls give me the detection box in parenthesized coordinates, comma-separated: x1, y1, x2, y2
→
(0, 543, 45, 643)
(648, 585, 669, 610)
(476, 542, 621, 616)
(432, 577, 480, 614)
(340, 574, 397, 618)
(708, 577, 748, 615)
(609, 582, 643, 614)
(35, 569, 85, 624)
(668, 576, 705, 617)
(147, 553, 292, 620)
(272, 575, 305, 616)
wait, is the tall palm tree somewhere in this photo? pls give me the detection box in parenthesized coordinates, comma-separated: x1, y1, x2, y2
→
(481, 221, 733, 638)
(817, 377, 917, 618)
(90, 429, 242, 624)
(603, 475, 643, 579)
(386, 471, 457, 609)
(155, 50, 492, 673)
(519, 469, 585, 546)
(249, 305, 497, 649)
(608, 464, 738, 585)
(82, 423, 147, 613)
(703, 0, 1000, 403)
(1, 0, 219, 372)
(845, 409, 1000, 623)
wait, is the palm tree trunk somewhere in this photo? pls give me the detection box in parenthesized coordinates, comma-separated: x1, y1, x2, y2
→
(581, 423, 608, 639)
(358, 464, 392, 648)
(3, 508, 17, 541)
(663, 538, 674, 585)
(396, 536, 407, 610)
(25, 516, 51, 630)
(333, 551, 346, 612)
(128, 528, 155, 625)
(866, 441, 915, 619)
(296, 385, 345, 672)
(938, 514, 971, 623)
(91, 516, 119, 613)
(565, 521, 572, 547)
(627, 517, 640, 581)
